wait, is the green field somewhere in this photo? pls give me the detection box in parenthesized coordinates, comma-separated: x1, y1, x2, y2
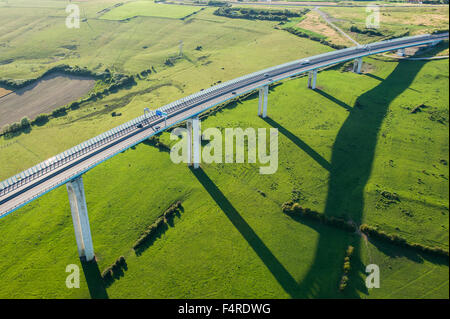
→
(100, 1, 203, 20)
(0, 0, 448, 299)
(322, 5, 449, 44)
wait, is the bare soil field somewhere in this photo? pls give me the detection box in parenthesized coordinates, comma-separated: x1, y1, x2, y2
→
(0, 73, 95, 127)
(0, 87, 12, 98)
(297, 10, 353, 47)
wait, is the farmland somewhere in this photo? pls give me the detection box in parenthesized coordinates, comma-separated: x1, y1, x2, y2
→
(99, 1, 203, 20)
(0, 0, 448, 299)
(0, 73, 95, 127)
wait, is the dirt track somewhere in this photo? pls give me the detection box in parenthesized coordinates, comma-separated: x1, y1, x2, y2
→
(0, 73, 95, 127)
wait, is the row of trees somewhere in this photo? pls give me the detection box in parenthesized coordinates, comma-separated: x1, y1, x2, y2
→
(101, 256, 127, 286)
(349, 25, 384, 37)
(360, 224, 449, 258)
(339, 246, 354, 292)
(214, 7, 306, 22)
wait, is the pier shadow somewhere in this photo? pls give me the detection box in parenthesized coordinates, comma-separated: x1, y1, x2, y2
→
(294, 60, 428, 298)
(364, 73, 384, 82)
(190, 167, 302, 298)
(262, 117, 331, 171)
(80, 258, 109, 299)
(314, 88, 352, 111)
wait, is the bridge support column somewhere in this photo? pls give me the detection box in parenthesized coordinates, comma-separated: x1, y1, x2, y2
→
(258, 87, 263, 116)
(258, 85, 269, 118)
(186, 119, 193, 166)
(187, 116, 201, 168)
(262, 85, 269, 118)
(67, 176, 95, 262)
(308, 70, 317, 89)
(353, 57, 362, 74)
(397, 48, 405, 57)
(192, 116, 201, 169)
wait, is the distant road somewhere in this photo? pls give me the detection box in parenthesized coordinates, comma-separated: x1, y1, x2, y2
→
(0, 32, 448, 219)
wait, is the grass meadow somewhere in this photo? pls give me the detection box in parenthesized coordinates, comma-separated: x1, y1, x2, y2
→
(0, 0, 448, 298)
(322, 5, 449, 44)
(100, 1, 203, 20)
(0, 56, 448, 298)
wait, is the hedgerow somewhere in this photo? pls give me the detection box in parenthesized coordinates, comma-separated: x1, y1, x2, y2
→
(282, 201, 356, 232)
(132, 201, 183, 253)
(101, 255, 127, 286)
(214, 7, 307, 22)
(283, 26, 346, 50)
(359, 224, 449, 258)
(339, 245, 354, 291)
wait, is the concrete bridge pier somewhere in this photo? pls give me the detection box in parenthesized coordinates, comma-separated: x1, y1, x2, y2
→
(258, 87, 263, 116)
(258, 85, 269, 118)
(397, 48, 405, 57)
(186, 116, 201, 168)
(308, 70, 317, 89)
(262, 85, 268, 118)
(186, 119, 193, 166)
(67, 176, 95, 262)
(353, 57, 363, 74)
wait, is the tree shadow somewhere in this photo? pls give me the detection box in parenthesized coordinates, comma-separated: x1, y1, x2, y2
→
(294, 60, 428, 298)
(190, 167, 303, 298)
(133, 216, 180, 256)
(80, 258, 109, 299)
(262, 117, 331, 171)
(2, 126, 32, 140)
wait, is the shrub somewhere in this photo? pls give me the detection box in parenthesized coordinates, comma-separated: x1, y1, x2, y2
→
(101, 256, 127, 285)
(9, 122, 21, 133)
(32, 114, 49, 125)
(69, 101, 80, 110)
(346, 245, 354, 257)
(338, 245, 354, 292)
(2, 124, 10, 134)
(339, 275, 348, 291)
(51, 107, 67, 117)
(20, 117, 31, 129)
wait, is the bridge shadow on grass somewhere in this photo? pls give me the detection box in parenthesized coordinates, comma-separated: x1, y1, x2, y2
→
(262, 117, 331, 172)
(190, 167, 302, 298)
(80, 258, 109, 299)
(293, 61, 429, 298)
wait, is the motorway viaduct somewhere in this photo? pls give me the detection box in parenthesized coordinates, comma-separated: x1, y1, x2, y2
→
(0, 33, 448, 261)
